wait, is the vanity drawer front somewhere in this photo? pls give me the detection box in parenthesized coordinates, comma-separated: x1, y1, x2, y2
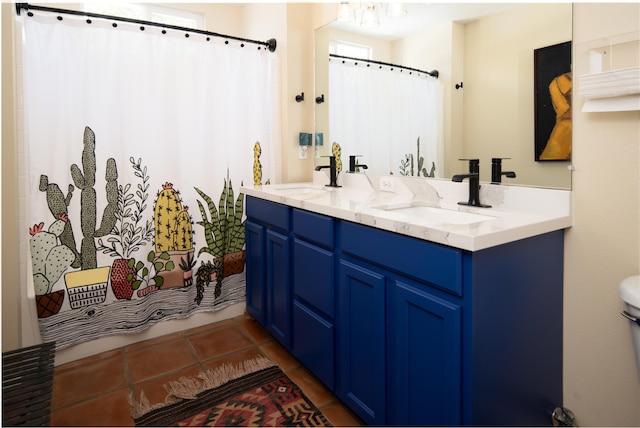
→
(293, 239, 335, 319)
(340, 221, 463, 296)
(246, 196, 290, 231)
(293, 208, 335, 249)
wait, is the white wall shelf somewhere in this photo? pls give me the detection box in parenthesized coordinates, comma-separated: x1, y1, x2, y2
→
(577, 31, 640, 112)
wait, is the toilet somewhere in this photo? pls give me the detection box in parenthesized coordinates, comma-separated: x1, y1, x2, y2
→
(618, 275, 640, 380)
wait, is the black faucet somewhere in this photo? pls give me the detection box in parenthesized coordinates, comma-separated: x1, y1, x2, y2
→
(491, 158, 517, 184)
(348, 155, 368, 173)
(314, 155, 341, 187)
(452, 159, 491, 208)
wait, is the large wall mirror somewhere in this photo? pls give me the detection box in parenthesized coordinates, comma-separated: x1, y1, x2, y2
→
(314, 3, 573, 189)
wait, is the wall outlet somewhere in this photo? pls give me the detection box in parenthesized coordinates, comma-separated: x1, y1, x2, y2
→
(380, 176, 395, 192)
(298, 146, 308, 160)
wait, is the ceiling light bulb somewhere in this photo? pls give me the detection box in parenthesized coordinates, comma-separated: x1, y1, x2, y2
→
(360, 3, 380, 28)
(386, 3, 407, 18)
(337, 1, 356, 22)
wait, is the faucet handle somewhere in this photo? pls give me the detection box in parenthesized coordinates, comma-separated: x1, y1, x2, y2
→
(491, 157, 511, 163)
(458, 158, 480, 173)
(491, 157, 516, 184)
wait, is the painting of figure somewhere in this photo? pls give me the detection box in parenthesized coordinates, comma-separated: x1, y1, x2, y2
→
(534, 41, 572, 161)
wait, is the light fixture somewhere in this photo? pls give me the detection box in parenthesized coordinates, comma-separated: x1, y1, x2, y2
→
(360, 3, 380, 28)
(386, 3, 407, 18)
(337, 1, 356, 22)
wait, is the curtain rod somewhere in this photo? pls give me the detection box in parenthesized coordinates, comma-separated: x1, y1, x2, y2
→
(330, 54, 438, 79)
(15, 3, 277, 52)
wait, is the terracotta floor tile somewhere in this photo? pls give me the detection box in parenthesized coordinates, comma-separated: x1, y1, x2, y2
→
(286, 366, 335, 408)
(187, 324, 253, 361)
(233, 312, 254, 322)
(320, 401, 363, 426)
(259, 340, 301, 372)
(54, 349, 123, 374)
(126, 338, 198, 383)
(52, 354, 128, 409)
(124, 331, 183, 353)
(132, 363, 203, 409)
(201, 346, 266, 372)
(51, 387, 134, 427)
(236, 317, 274, 344)
(182, 318, 234, 337)
(50, 315, 355, 427)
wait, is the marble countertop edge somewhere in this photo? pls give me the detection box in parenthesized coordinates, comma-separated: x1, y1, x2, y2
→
(240, 179, 572, 252)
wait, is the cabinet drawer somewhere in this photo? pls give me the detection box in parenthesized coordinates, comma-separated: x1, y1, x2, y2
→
(246, 196, 290, 231)
(340, 221, 463, 296)
(293, 208, 335, 249)
(293, 239, 335, 319)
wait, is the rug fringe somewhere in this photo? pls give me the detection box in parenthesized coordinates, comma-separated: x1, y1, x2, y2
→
(129, 356, 276, 419)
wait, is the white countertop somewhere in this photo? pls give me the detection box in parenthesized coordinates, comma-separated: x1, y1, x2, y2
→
(241, 172, 572, 252)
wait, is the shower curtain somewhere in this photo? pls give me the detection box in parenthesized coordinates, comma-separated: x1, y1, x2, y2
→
(329, 59, 443, 177)
(19, 10, 280, 349)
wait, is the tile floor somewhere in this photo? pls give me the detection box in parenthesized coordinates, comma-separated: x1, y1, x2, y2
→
(50, 312, 362, 426)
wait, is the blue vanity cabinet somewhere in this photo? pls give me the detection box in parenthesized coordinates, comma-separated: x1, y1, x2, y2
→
(245, 197, 291, 348)
(245, 196, 564, 426)
(291, 208, 336, 390)
(337, 259, 387, 425)
(339, 221, 464, 426)
(462, 230, 564, 426)
(339, 220, 563, 426)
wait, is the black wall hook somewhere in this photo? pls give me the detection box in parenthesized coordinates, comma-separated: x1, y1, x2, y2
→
(316, 94, 325, 104)
(456, 82, 464, 90)
(295, 92, 304, 102)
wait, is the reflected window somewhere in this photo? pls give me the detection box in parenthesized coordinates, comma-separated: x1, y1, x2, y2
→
(330, 40, 372, 60)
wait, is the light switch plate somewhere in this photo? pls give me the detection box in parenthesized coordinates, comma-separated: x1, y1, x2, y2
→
(380, 176, 395, 192)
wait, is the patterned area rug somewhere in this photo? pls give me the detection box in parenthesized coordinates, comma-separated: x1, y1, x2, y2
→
(131, 357, 332, 427)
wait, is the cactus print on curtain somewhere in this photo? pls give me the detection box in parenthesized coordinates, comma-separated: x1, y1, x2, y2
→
(19, 10, 280, 349)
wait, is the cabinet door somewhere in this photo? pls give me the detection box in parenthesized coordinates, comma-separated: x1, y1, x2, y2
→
(245, 221, 265, 324)
(265, 229, 291, 348)
(337, 260, 386, 426)
(292, 301, 335, 390)
(388, 279, 462, 426)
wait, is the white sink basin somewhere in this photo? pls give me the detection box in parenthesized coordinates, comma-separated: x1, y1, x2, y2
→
(373, 205, 497, 225)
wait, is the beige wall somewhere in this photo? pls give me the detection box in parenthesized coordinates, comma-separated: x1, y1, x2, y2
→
(565, 3, 640, 426)
(3, 2, 640, 425)
(2, 2, 21, 352)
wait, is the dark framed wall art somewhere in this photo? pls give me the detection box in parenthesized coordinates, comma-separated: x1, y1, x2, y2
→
(534, 41, 572, 161)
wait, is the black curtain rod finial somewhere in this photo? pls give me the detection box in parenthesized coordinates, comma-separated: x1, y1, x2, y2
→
(267, 38, 277, 53)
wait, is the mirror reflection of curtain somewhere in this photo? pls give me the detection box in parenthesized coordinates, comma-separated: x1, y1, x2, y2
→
(329, 60, 443, 176)
(18, 11, 280, 349)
